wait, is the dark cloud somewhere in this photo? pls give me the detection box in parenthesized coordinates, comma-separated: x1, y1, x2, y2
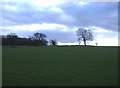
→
(1, 3, 41, 25)
(2, 5, 61, 26)
(1, 2, 118, 32)
(1, 1, 118, 43)
(59, 2, 118, 31)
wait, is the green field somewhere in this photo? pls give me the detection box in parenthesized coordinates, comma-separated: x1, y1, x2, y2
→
(2, 46, 118, 86)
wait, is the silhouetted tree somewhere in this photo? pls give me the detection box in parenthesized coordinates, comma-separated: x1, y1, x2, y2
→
(50, 39, 57, 46)
(76, 28, 93, 46)
(33, 32, 48, 46)
(6, 33, 18, 46)
(40, 39, 48, 46)
(2, 32, 49, 46)
(33, 32, 46, 41)
(95, 42, 98, 46)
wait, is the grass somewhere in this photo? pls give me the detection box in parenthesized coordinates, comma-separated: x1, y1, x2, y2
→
(2, 46, 118, 86)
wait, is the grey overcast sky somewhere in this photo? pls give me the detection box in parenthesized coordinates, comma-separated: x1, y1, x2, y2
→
(0, 0, 119, 46)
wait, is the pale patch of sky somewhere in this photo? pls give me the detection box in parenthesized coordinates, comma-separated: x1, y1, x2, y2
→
(1, 23, 69, 32)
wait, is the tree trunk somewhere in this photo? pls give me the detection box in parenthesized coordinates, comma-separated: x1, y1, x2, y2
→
(83, 38, 86, 46)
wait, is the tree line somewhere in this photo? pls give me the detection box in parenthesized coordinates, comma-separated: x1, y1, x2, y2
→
(1, 28, 94, 46)
(2, 32, 57, 46)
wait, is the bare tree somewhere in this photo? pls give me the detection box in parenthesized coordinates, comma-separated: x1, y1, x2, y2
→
(50, 39, 57, 46)
(76, 28, 93, 46)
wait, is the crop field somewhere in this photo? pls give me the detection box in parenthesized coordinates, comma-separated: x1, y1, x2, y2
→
(2, 46, 118, 86)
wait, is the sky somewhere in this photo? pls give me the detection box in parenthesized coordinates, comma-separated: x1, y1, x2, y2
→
(0, 0, 119, 46)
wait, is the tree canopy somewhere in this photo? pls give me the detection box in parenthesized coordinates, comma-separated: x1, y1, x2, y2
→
(76, 28, 94, 46)
(2, 32, 48, 46)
